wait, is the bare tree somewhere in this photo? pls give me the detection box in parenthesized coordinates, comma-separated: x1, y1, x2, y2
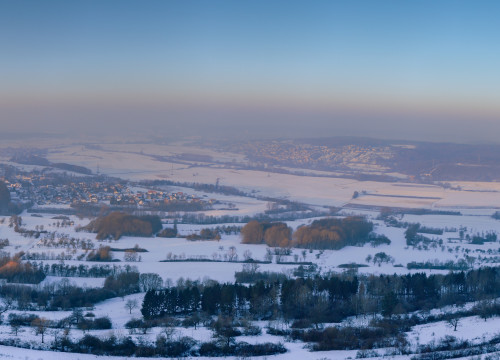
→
(10, 322, 21, 336)
(264, 249, 273, 263)
(32, 317, 50, 343)
(243, 249, 252, 261)
(162, 325, 177, 340)
(212, 315, 238, 347)
(140, 319, 152, 334)
(125, 299, 139, 314)
(124, 250, 139, 262)
(71, 309, 84, 325)
(227, 246, 238, 262)
(309, 296, 329, 329)
(447, 317, 460, 331)
(139, 273, 163, 292)
(242, 262, 260, 274)
(0, 298, 13, 321)
(50, 328, 61, 349)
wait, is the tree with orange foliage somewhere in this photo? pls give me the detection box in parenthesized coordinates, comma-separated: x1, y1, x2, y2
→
(264, 223, 292, 247)
(241, 221, 264, 244)
(294, 217, 372, 249)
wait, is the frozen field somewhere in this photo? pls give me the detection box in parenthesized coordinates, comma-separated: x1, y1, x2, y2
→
(32, 142, 500, 209)
(0, 206, 498, 359)
(0, 142, 499, 359)
(1, 211, 499, 285)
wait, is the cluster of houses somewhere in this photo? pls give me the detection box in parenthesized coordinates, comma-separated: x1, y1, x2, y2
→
(110, 189, 210, 208)
(236, 141, 393, 169)
(2, 171, 211, 209)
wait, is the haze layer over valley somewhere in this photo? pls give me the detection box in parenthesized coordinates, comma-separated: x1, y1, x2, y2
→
(0, 134, 498, 360)
(6, 137, 500, 211)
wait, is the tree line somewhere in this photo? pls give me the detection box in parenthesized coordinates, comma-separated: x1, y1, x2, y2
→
(142, 267, 499, 325)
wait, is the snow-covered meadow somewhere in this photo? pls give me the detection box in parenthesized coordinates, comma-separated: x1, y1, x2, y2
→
(0, 203, 498, 359)
(0, 142, 499, 359)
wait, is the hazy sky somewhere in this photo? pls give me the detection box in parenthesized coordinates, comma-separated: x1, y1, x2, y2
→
(1, 1, 500, 142)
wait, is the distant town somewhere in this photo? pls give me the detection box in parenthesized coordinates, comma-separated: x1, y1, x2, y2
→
(0, 164, 213, 212)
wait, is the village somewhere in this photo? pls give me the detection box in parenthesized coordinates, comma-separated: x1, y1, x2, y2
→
(223, 140, 395, 173)
(0, 165, 212, 211)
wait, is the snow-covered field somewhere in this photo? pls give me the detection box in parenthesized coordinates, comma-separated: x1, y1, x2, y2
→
(3, 210, 498, 283)
(32, 141, 500, 209)
(0, 206, 498, 359)
(0, 141, 499, 359)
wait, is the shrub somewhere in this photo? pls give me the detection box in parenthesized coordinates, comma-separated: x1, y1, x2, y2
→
(86, 246, 113, 262)
(92, 316, 112, 329)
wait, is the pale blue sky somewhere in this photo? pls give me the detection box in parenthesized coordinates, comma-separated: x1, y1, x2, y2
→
(1, 1, 499, 141)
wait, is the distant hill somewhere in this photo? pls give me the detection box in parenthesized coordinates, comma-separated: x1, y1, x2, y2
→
(223, 137, 500, 182)
(10, 154, 92, 175)
(10, 154, 50, 166)
(52, 163, 92, 175)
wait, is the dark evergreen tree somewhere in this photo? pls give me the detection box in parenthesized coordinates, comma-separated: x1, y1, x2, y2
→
(0, 181, 11, 214)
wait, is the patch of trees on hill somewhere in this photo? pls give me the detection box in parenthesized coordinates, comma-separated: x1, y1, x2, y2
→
(52, 163, 92, 175)
(405, 224, 435, 246)
(80, 212, 162, 240)
(10, 154, 50, 166)
(186, 228, 221, 241)
(294, 217, 373, 249)
(470, 232, 497, 244)
(10, 154, 92, 175)
(86, 246, 114, 261)
(157, 223, 178, 238)
(139, 179, 248, 197)
(241, 221, 292, 247)
(0, 253, 45, 284)
(241, 217, 375, 250)
(0, 269, 141, 310)
(141, 276, 359, 321)
(142, 267, 500, 324)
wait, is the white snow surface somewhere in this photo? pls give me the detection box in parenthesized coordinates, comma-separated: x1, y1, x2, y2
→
(0, 142, 499, 359)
